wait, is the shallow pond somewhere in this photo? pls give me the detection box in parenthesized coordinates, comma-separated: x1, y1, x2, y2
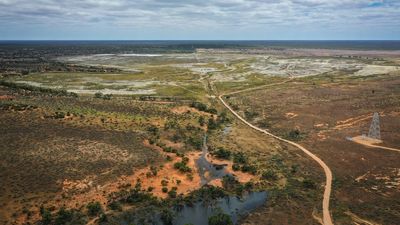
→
(170, 191, 267, 225)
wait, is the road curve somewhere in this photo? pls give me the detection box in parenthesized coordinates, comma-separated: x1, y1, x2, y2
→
(218, 94, 334, 225)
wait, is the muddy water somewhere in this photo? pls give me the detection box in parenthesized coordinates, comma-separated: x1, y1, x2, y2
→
(171, 191, 267, 225)
(196, 135, 229, 185)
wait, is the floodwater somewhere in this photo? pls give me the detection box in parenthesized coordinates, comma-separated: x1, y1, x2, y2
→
(196, 135, 229, 185)
(171, 191, 267, 225)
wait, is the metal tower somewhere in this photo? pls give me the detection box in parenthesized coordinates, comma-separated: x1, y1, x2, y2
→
(368, 112, 381, 140)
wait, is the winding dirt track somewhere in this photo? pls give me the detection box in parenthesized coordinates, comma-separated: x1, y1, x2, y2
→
(218, 83, 334, 225)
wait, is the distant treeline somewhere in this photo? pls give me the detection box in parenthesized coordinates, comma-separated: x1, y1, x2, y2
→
(0, 80, 78, 97)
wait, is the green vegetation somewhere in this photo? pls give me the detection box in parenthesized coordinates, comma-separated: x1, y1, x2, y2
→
(94, 92, 112, 100)
(86, 201, 103, 216)
(0, 80, 78, 97)
(162, 187, 169, 193)
(39, 206, 52, 225)
(212, 147, 231, 159)
(208, 211, 233, 225)
(174, 157, 192, 173)
(285, 129, 305, 141)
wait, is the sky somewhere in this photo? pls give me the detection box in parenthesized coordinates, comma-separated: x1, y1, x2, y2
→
(0, 0, 399, 40)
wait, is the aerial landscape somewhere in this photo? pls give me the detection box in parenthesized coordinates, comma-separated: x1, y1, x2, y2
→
(1, 1, 399, 225)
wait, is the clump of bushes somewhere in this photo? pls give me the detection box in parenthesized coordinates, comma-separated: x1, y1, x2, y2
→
(39, 206, 52, 225)
(168, 187, 178, 198)
(212, 147, 231, 160)
(222, 175, 239, 190)
(0, 80, 78, 97)
(94, 92, 112, 100)
(262, 169, 278, 180)
(233, 152, 247, 164)
(54, 207, 86, 224)
(240, 164, 257, 175)
(302, 178, 317, 189)
(161, 179, 169, 187)
(286, 129, 304, 141)
(160, 209, 174, 225)
(208, 211, 233, 225)
(174, 157, 192, 173)
(86, 201, 103, 216)
(108, 201, 122, 211)
(190, 101, 217, 114)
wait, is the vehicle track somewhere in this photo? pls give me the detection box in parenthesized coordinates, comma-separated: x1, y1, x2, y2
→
(217, 81, 334, 225)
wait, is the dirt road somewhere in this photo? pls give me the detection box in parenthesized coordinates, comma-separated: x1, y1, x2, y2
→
(218, 91, 334, 225)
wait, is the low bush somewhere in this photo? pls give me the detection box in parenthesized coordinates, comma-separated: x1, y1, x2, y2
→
(86, 201, 103, 216)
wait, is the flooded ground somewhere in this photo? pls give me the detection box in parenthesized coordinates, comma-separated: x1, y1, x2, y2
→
(196, 135, 229, 185)
(171, 191, 267, 225)
(115, 191, 267, 225)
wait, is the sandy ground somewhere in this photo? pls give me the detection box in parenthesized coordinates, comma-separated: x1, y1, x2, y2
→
(352, 136, 400, 153)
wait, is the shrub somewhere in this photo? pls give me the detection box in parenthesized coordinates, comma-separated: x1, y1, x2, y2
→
(232, 164, 240, 171)
(54, 207, 86, 225)
(160, 209, 174, 225)
(125, 189, 154, 204)
(150, 166, 158, 176)
(207, 108, 218, 114)
(190, 101, 207, 112)
(208, 118, 218, 130)
(240, 164, 257, 175)
(302, 179, 316, 189)
(233, 152, 247, 164)
(244, 110, 259, 120)
(198, 116, 205, 126)
(287, 129, 303, 141)
(262, 170, 278, 180)
(94, 92, 103, 98)
(39, 206, 52, 225)
(174, 161, 192, 173)
(161, 180, 169, 186)
(99, 213, 107, 222)
(222, 175, 239, 190)
(108, 201, 122, 211)
(162, 187, 168, 193)
(168, 189, 177, 198)
(86, 201, 103, 216)
(186, 173, 193, 181)
(208, 212, 233, 225)
(54, 111, 66, 119)
(147, 125, 159, 136)
(213, 147, 231, 160)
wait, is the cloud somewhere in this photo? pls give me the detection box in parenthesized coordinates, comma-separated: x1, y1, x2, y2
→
(0, 0, 399, 39)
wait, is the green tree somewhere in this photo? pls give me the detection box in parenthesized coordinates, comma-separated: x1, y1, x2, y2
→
(86, 201, 103, 216)
(208, 212, 233, 225)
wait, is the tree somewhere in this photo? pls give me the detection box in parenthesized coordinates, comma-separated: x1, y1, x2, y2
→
(213, 147, 231, 160)
(39, 206, 52, 225)
(86, 201, 103, 216)
(94, 92, 103, 98)
(198, 116, 205, 126)
(208, 212, 233, 225)
(160, 209, 174, 225)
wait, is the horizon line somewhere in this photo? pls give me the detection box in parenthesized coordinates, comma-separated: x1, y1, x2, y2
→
(0, 39, 400, 42)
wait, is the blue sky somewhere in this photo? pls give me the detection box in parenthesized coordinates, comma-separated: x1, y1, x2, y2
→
(0, 0, 399, 40)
